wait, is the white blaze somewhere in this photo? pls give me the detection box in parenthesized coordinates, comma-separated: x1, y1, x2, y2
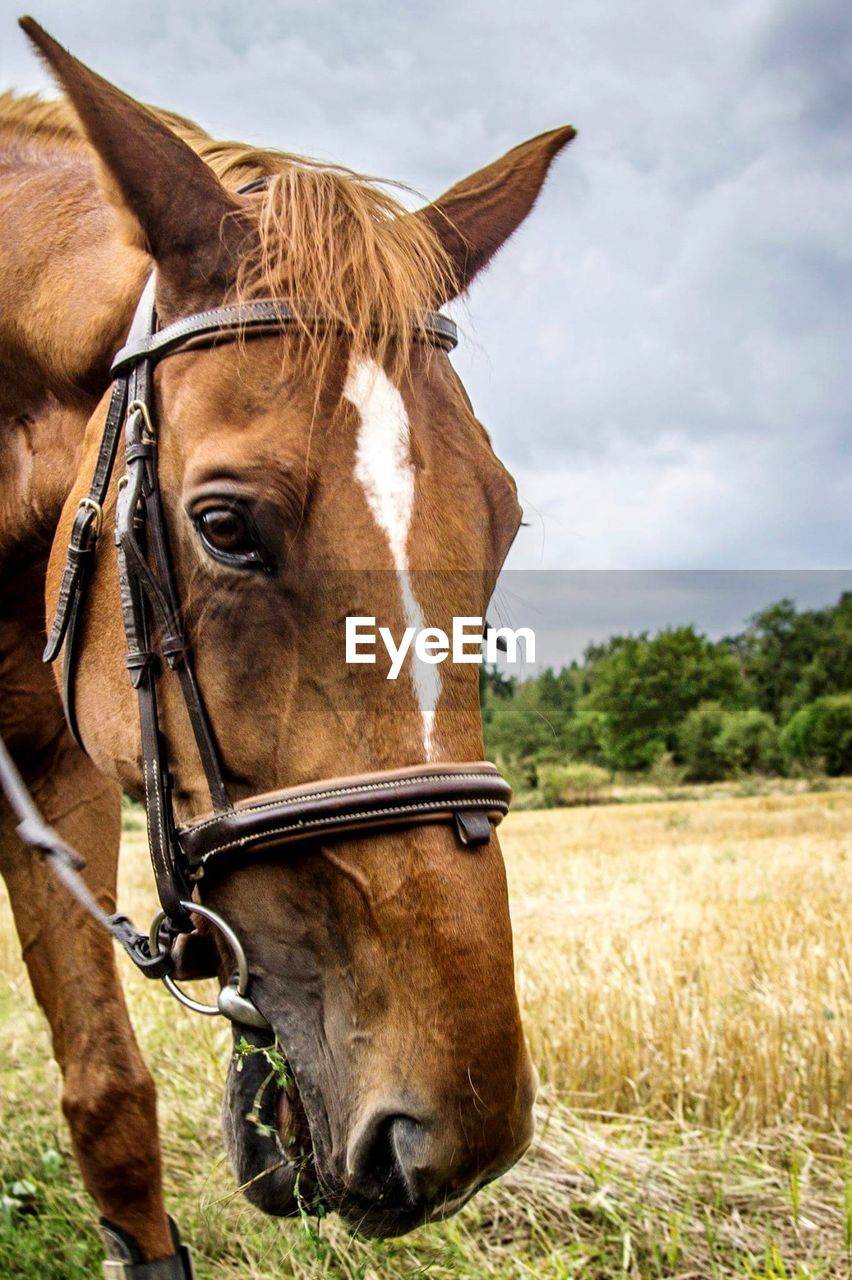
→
(343, 357, 440, 758)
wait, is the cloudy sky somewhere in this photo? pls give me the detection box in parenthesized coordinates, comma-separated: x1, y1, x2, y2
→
(3, 1, 850, 650)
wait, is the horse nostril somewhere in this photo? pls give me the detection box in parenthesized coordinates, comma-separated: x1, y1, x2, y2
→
(345, 1110, 428, 1207)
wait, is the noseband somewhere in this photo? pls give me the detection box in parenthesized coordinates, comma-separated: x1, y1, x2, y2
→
(37, 272, 510, 1028)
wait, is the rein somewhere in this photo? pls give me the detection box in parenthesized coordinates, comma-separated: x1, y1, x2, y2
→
(3, 270, 511, 1032)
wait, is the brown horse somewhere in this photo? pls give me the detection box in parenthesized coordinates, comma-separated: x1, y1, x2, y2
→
(0, 16, 573, 1271)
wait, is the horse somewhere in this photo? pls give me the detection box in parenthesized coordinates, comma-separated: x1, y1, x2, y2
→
(0, 16, 573, 1274)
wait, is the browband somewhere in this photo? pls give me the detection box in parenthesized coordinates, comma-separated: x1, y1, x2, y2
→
(179, 762, 511, 876)
(111, 300, 458, 376)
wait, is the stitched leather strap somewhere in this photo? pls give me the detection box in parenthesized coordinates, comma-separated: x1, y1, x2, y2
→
(111, 299, 457, 375)
(112, 301, 228, 925)
(44, 275, 158, 750)
(180, 762, 511, 876)
(42, 381, 126, 667)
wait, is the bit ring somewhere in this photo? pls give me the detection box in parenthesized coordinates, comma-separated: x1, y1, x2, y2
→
(148, 900, 269, 1028)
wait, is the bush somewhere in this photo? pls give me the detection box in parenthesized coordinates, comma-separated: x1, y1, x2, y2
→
(678, 702, 727, 781)
(780, 694, 852, 776)
(679, 703, 779, 780)
(715, 708, 779, 775)
(538, 762, 611, 807)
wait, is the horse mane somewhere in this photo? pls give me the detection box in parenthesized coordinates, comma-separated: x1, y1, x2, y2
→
(0, 92, 452, 373)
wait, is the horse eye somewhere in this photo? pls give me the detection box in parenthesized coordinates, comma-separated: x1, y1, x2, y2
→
(194, 505, 272, 572)
(199, 508, 252, 552)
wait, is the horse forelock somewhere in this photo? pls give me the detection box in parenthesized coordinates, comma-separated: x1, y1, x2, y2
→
(0, 91, 452, 382)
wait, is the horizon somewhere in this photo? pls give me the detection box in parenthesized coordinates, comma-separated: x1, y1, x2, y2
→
(487, 569, 852, 674)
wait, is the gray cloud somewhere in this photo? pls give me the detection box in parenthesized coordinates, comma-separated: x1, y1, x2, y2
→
(3, 0, 849, 574)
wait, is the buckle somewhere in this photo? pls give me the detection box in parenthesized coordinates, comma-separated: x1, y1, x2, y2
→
(128, 398, 156, 441)
(78, 496, 103, 537)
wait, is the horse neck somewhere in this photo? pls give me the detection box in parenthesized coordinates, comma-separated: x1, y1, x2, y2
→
(0, 140, 148, 561)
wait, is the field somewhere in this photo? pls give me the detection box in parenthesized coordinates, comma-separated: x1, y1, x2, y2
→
(1, 789, 850, 1278)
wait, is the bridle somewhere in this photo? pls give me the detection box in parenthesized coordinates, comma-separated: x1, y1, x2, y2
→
(9, 266, 511, 1030)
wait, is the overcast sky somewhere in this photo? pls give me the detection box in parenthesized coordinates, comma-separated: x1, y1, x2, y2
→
(3, 0, 850, 632)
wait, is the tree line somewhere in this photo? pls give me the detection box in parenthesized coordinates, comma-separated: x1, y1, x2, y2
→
(481, 592, 852, 803)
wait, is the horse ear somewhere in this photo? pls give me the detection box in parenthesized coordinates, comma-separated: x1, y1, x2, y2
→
(19, 17, 240, 287)
(416, 126, 576, 301)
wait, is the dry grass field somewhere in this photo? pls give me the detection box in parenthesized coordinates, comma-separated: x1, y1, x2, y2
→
(1, 788, 850, 1278)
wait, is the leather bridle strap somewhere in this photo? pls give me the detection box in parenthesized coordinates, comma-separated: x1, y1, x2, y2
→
(43, 275, 159, 747)
(123, 296, 231, 813)
(180, 762, 511, 878)
(114, 287, 230, 923)
(110, 300, 457, 376)
(42, 378, 125, 668)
